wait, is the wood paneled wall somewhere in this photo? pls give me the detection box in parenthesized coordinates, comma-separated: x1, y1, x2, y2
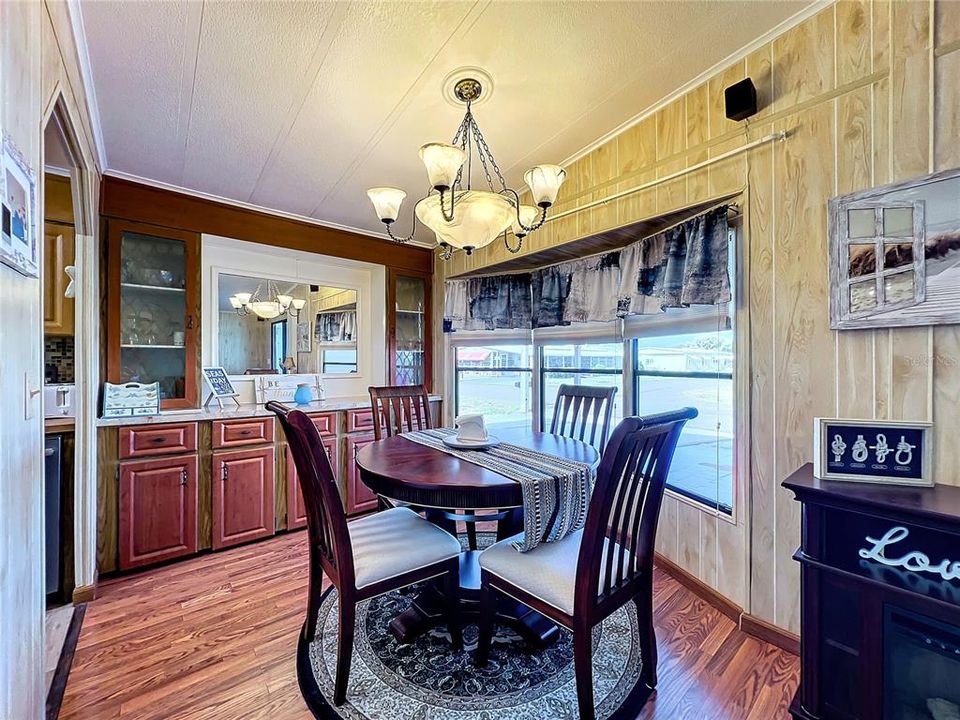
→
(1, 1, 102, 718)
(433, 0, 960, 633)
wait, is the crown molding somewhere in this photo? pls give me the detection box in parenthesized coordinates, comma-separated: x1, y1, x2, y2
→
(66, 0, 107, 170)
(102, 170, 437, 249)
(557, 0, 833, 169)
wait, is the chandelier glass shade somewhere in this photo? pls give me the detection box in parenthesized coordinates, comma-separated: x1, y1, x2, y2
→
(230, 282, 306, 320)
(415, 190, 515, 252)
(366, 76, 565, 258)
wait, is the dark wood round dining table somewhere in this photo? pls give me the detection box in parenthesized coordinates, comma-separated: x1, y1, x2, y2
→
(356, 427, 599, 647)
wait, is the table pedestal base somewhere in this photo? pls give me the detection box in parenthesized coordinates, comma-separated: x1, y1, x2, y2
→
(387, 549, 560, 649)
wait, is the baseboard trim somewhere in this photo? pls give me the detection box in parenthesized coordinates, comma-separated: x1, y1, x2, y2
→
(46, 603, 86, 720)
(654, 552, 800, 655)
(653, 553, 742, 622)
(740, 612, 801, 655)
(72, 583, 96, 603)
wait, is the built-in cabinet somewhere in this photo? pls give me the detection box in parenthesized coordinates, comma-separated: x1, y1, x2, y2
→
(212, 447, 275, 550)
(99, 399, 440, 574)
(387, 268, 431, 389)
(44, 225, 75, 336)
(105, 219, 200, 409)
(119, 454, 198, 569)
(44, 175, 76, 337)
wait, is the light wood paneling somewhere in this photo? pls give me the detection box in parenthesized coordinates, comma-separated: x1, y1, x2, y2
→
(434, 0, 960, 633)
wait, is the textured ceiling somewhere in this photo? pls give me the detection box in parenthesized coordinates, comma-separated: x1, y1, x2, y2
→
(80, 0, 808, 242)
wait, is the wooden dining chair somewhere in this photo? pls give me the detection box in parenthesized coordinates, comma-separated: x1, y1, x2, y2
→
(267, 401, 463, 706)
(549, 384, 618, 450)
(475, 407, 698, 720)
(368, 384, 433, 439)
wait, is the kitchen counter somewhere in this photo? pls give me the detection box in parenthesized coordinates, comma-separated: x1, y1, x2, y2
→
(96, 395, 442, 427)
(45, 417, 75, 432)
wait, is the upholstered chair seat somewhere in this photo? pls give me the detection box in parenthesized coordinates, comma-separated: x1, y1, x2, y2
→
(351, 507, 462, 589)
(479, 530, 635, 615)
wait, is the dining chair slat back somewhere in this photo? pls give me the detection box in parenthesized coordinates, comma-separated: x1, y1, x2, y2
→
(368, 384, 432, 440)
(549, 384, 618, 450)
(476, 407, 697, 720)
(268, 401, 353, 588)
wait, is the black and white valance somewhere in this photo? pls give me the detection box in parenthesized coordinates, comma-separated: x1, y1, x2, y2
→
(444, 204, 731, 332)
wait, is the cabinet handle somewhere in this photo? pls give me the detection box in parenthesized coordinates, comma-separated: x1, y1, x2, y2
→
(221, 464, 228, 481)
(181, 469, 188, 486)
(186, 315, 195, 330)
(151, 437, 166, 443)
(239, 429, 252, 436)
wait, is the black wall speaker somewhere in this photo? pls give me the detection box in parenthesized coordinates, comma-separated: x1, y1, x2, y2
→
(724, 78, 758, 122)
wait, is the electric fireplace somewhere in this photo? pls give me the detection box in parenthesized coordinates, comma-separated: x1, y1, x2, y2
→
(783, 464, 960, 720)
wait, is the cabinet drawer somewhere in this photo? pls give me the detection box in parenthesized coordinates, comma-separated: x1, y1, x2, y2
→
(119, 423, 198, 459)
(308, 412, 337, 437)
(212, 417, 274, 448)
(346, 409, 375, 434)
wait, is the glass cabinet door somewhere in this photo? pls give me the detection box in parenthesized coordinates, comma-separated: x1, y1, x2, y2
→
(109, 222, 198, 409)
(391, 273, 428, 387)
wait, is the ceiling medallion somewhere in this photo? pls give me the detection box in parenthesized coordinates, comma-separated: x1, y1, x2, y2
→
(366, 75, 566, 260)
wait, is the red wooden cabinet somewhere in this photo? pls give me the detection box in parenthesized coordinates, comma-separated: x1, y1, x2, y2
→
(286, 436, 337, 530)
(344, 433, 379, 516)
(119, 422, 197, 459)
(119, 455, 198, 569)
(212, 447, 275, 549)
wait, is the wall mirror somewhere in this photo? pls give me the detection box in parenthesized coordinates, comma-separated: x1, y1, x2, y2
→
(216, 272, 358, 376)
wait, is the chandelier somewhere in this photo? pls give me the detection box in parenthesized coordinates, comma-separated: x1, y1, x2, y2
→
(366, 77, 566, 259)
(229, 281, 306, 320)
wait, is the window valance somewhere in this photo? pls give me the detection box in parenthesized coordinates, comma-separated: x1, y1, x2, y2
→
(444, 205, 731, 332)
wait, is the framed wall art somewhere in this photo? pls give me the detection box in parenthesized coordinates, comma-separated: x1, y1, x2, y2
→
(828, 166, 960, 329)
(813, 417, 934, 487)
(1, 134, 39, 278)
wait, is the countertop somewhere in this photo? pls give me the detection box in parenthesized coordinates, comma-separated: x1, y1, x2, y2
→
(96, 395, 442, 428)
(45, 417, 75, 433)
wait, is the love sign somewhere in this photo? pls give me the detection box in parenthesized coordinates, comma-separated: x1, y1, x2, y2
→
(859, 526, 960, 582)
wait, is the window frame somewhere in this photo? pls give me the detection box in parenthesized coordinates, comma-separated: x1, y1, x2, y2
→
(451, 335, 535, 430)
(537, 341, 625, 433)
(631, 333, 735, 514)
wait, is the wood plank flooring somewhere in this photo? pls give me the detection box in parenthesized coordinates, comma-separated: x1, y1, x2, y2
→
(59, 531, 798, 720)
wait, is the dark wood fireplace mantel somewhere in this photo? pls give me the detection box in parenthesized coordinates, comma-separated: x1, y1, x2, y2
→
(784, 463, 960, 720)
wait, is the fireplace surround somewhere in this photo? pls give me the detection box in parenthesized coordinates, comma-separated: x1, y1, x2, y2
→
(784, 464, 960, 720)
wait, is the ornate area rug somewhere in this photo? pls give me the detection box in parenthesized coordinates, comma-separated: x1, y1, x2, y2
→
(297, 540, 650, 719)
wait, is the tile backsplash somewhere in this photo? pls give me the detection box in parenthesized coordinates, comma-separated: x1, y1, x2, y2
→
(45, 336, 75, 384)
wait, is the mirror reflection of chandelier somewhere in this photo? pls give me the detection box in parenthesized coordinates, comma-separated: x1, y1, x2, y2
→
(367, 75, 566, 259)
(229, 281, 306, 320)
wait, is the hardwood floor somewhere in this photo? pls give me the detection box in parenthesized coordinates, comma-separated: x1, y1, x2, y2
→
(60, 531, 798, 720)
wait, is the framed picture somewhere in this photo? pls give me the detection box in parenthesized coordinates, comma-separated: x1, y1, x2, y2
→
(829, 166, 960, 329)
(296, 322, 312, 353)
(1, 134, 39, 278)
(813, 417, 934, 487)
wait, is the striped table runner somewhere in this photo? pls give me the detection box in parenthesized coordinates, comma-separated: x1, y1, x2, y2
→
(401, 428, 595, 552)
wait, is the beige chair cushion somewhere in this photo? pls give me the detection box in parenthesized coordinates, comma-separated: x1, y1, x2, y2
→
(479, 530, 634, 615)
(350, 507, 461, 589)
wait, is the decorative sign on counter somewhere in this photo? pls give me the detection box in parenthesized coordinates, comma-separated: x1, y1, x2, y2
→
(814, 417, 933, 486)
(102, 381, 160, 418)
(859, 526, 960, 582)
(254, 374, 324, 404)
(202, 367, 241, 409)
